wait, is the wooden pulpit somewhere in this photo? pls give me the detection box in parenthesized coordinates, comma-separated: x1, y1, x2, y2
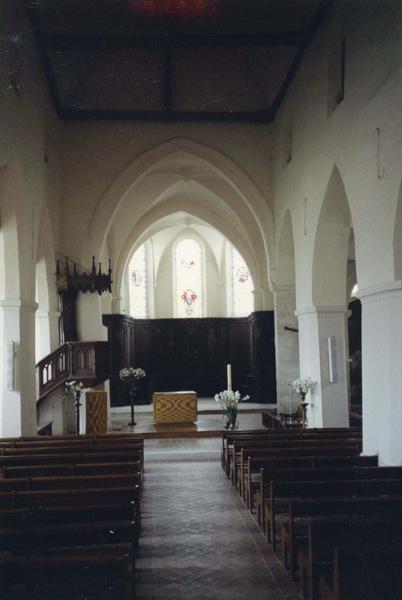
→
(86, 391, 108, 435)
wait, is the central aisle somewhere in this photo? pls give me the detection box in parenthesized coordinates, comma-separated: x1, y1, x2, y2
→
(136, 438, 300, 600)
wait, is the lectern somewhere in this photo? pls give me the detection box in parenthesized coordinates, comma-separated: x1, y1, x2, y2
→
(86, 391, 108, 435)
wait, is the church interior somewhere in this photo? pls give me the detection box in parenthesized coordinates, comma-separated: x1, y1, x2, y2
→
(0, 0, 402, 597)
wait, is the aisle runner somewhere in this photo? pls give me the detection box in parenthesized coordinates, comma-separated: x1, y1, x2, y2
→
(135, 439, 300, 600)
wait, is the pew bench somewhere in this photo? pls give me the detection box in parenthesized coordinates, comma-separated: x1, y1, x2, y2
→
(264, 478, 402, 551)
(298, 517, 402, 600)
(280, 495, 402, 580)
(0, 544, 135, 599)
(244, 454, 378, 511)
(222, 428, 361, 475)
(319, 545, 402, 600)
(230, 440, 361, 486)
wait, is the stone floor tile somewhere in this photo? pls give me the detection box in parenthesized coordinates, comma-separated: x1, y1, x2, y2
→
(136, 438, 301, 600)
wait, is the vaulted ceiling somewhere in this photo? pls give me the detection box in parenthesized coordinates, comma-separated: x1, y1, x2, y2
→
(27, 0, 330, 122)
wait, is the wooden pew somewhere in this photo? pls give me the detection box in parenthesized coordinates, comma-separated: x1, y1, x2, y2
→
(264, 478, 402, 550)
(230, 438, 361, 484)
(280, 495, 402, 579)
(0, 543, 135, 598)
(319, 545, 402, 600)
(231, 442, 362, 487)
(0, 450, 143, 467)
(249, 454, 379, 516)
(298, 517, 402, 599)
(3, 460, 141, 479)
(222, 428, 361, 474)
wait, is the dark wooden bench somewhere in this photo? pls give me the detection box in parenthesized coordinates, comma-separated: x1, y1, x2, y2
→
(264, 478, 402, 550)
(2, 460, 141, 479)
(298, 517, 402, 599)
(0, 543, 135, 598)
(0, 449, 143, 467)
(280, 495, 402, 579)
(222, 428, 361, 474)
(230, 439, 361, 485)
(319, 544, 402, 600)
(249, 454, 378, 516)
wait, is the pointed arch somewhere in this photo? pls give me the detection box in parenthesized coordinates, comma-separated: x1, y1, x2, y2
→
(312, 165, 353, 308)
(86, 136, 273, 281)
(113, 197, 262, 303)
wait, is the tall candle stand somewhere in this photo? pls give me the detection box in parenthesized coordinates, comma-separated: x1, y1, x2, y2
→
(128, 387, 137, 427)
(74, 390, 82, 435)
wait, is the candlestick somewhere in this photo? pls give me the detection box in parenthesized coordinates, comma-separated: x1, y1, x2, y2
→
(227, 364, 232, 391)
(288, 383, 292, 414)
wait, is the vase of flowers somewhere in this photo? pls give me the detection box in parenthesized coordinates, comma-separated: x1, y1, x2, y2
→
(215, 389, 249, 431)
(65, 380, 84, 434)
(292, 377, 315, 428)
(119, 367, 146, 427)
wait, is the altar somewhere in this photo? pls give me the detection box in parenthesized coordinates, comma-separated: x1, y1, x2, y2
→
(153, 391, 198, 424)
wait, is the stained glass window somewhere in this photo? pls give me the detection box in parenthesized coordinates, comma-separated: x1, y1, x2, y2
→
(231, 247, 254, 317)
(128, 244, 147, 318)
(175, 239, 203, 318)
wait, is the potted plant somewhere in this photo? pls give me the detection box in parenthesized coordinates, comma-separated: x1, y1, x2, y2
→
(65, 380, 84, 434)
(119, 367, 146, 427)
(215, 389, 249, 430)
(292, 377, 315, 427)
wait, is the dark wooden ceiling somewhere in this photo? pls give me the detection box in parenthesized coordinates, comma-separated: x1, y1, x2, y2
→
(27, 0, 331, 122)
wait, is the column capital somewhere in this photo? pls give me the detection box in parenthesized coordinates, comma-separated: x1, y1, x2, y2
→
(358, 280, 402, 303)
(295, 305, 348, 317)
(271, 284, 296, 294)
(0, 299, 39, 312)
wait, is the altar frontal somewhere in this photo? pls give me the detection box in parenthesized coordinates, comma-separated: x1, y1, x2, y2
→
(153, 391, 197, 423)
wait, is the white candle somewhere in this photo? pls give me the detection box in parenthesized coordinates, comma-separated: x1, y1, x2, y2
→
(227, 364, 232, 391)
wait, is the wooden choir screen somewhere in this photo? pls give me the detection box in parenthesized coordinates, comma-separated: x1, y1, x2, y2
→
(102, 313, 276, 406)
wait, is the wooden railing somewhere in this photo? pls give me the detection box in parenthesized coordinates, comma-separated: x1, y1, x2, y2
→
(36, 342, 110, 403)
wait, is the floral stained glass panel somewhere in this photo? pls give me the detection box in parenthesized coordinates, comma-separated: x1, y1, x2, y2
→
(175, 239, 202, 318)
(232, 247, 254, 317)
(128, 244, 147, 318)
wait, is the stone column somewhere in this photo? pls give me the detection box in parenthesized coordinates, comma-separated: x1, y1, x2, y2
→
(35, 310, 61, 359)
(0, 299, 38, 437)
(359, 283, 402, 464)
(296, 305, 350, 428)
(253, 287, 274, 312)
(273, 285, 300, 413)
(111, 295, 123, 314)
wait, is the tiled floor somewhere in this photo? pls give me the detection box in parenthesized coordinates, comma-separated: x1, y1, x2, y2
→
(136, 439, 301, 600)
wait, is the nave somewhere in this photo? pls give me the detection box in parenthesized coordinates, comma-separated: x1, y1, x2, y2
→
(136, 438, 300, 600)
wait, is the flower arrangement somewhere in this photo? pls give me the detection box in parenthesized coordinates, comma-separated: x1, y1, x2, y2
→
(65, 380, 84, 396)
(119, 368, 146, 381)
(215, 389, 249, 430)
(292, 377, 315, 401)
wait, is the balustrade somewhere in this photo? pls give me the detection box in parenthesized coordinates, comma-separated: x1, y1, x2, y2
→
(36, 342, 110, 402)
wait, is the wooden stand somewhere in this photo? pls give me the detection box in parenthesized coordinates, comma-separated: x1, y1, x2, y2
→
(86, 391, 108, 435)
(128, 388, 137, 427)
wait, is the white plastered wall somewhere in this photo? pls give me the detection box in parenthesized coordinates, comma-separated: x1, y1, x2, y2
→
(272, 0, 402, 458)
(0, 0, 61, 436)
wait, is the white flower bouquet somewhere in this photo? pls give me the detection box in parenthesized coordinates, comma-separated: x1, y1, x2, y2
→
(119, 368, 146, 381)
(65, 380, 84, 396)
(292, 377, 314, 401)
(215, 389, 249, 429)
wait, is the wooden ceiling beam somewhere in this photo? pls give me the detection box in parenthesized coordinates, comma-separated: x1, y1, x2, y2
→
(41, 30, 305, 52)
(60, 107, 273, 123)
